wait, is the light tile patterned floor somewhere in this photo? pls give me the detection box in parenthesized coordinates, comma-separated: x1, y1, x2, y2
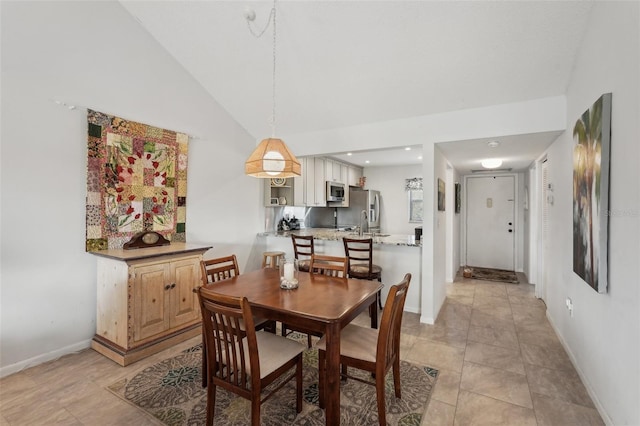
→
(0, 273, 604, 425)
(414, 273, 604, 426)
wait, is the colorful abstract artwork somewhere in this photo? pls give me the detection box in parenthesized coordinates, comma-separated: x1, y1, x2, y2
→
(86, 110, 188, 251)
(572, 93, 611, 293)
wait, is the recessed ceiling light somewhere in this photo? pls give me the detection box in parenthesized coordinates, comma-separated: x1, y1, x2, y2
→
(365, 160, 370, 164)
(347, 152, 352, 156)
(487, 140, 500, 148)
(405, 147, 411, 151)
(418, 156, 423, 160)
(481, 158, 502, 169)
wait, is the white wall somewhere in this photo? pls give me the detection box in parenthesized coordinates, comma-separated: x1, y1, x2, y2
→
(0, 2, 262, 374)
(362, 164, 422, 235)
(542, 3, 639, 424)
(419, 145, 448, 324)
(522, 170, 531, 280)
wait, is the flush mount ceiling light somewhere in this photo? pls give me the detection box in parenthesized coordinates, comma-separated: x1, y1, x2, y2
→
(481, 158, 503, 169)
(487, 140, 500, 148)
(244, 0, 300, 178)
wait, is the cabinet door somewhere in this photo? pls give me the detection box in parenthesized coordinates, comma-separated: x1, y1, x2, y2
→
(169, 257, 201, 328)
(305, 157, 316, 206)
(340, 164, 348, 184)
(132, 262, 169, 342)
(293, 157, 305, 206)
(333, 161, 342, 182)
(348, 166, 363, 187)
(314, 157, 326, 205)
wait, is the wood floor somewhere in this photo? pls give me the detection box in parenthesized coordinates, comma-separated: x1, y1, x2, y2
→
(0, 274, 604, 425)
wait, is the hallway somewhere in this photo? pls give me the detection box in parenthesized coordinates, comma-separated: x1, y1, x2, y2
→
(404, 273, 604, 425)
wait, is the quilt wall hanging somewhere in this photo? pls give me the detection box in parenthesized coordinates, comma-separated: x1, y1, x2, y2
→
(85, 110, 188, 251)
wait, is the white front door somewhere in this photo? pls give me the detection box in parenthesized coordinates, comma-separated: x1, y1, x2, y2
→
(466, 175, 515, 270)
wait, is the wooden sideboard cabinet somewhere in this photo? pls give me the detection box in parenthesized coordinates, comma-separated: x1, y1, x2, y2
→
(90, 243, 212, 366)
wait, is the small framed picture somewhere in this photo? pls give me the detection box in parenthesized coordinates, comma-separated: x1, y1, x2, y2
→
(437, 178, 445, 211)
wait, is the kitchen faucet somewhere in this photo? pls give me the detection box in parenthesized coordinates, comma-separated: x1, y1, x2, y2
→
(359, 209, 368, 237)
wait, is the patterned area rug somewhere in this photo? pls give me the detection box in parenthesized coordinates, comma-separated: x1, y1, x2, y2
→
(107, 336, 438, 425)
(468, 266, 519, 284)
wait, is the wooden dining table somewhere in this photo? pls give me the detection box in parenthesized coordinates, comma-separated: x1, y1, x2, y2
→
(202, 267, 382, 425)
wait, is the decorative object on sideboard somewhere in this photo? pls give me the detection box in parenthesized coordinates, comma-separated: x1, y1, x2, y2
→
(243, 0, 300, 178)
(123, 231, 171, 250)
(573, 93, 612, 294)
(271, 177, 286, 186)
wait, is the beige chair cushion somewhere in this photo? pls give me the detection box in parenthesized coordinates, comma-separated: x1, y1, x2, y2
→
(349, 263, 382, 275)
(217, 332, 305, 379)
(315, 324, 378, 363)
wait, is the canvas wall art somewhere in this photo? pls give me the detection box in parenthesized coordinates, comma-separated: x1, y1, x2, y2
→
(455, 182, 461, 214)
(437, 178, 445, 211)
(572, 93, 612, 293)
(86, 110, 188, 251)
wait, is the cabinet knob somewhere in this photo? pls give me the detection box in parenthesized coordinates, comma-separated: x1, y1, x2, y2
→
(165, 284, 171, 290)
(170, 283, 176, 289)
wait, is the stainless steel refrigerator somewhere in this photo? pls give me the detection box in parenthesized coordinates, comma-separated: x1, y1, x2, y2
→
(337, 188, 381, 233)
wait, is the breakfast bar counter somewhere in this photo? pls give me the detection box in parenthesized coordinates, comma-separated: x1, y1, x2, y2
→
(263, 228, 421, 247)
(259, 228, 422, 313)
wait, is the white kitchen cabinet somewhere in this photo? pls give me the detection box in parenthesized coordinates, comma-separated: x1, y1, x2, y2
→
(264, 177, 294, 206)
(340, 164, 349, 184)
(348, 165, 363, 187)
(325, 158, 343, 182)
(293, 157, 306, 206)
(312, 157, 326, 206)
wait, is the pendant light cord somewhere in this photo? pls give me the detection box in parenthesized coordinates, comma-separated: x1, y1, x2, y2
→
(246, 0, 278, 138)
(271, 1, 277, 138)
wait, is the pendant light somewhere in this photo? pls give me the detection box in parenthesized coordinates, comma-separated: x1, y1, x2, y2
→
(244, 0, 301, 178)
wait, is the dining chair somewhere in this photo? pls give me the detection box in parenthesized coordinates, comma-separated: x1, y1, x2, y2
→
(309, 254, 348, 277)
(290, 235, 315, 272)
(316, 273, 412, 426)
(199, 254, 275, 387)
(282, 254, 348, 347)
(198, 289, 304, 426)
(343, 237, 383, 309)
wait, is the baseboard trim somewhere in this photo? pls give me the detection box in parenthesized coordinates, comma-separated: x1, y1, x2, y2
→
(0, 339, 92, 379)
(545, 311, 613, 426)
(419, 315, 435, 324)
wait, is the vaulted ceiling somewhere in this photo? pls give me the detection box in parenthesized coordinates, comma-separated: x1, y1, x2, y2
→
(120, 1, 593, 172)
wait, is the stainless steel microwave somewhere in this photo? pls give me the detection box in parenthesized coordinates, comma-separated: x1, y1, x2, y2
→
(326, 181, 345, 202)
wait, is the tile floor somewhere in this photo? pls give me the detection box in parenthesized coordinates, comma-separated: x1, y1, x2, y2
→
(0, 273, 604, 425)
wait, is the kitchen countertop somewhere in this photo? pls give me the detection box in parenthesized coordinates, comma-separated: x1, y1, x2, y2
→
(261, 228, 421, 247)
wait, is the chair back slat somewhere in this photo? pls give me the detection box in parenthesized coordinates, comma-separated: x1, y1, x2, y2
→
(291, 235, 315, 260)
(376, 273, 411, 371)
(310, 254, 348, 278)
(342, 237, 374, 273)
(200, 255, 240, 285)
(198, 290, 259, 396)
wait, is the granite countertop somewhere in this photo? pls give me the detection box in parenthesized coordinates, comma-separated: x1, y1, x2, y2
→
(262, 228, 421, 247)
